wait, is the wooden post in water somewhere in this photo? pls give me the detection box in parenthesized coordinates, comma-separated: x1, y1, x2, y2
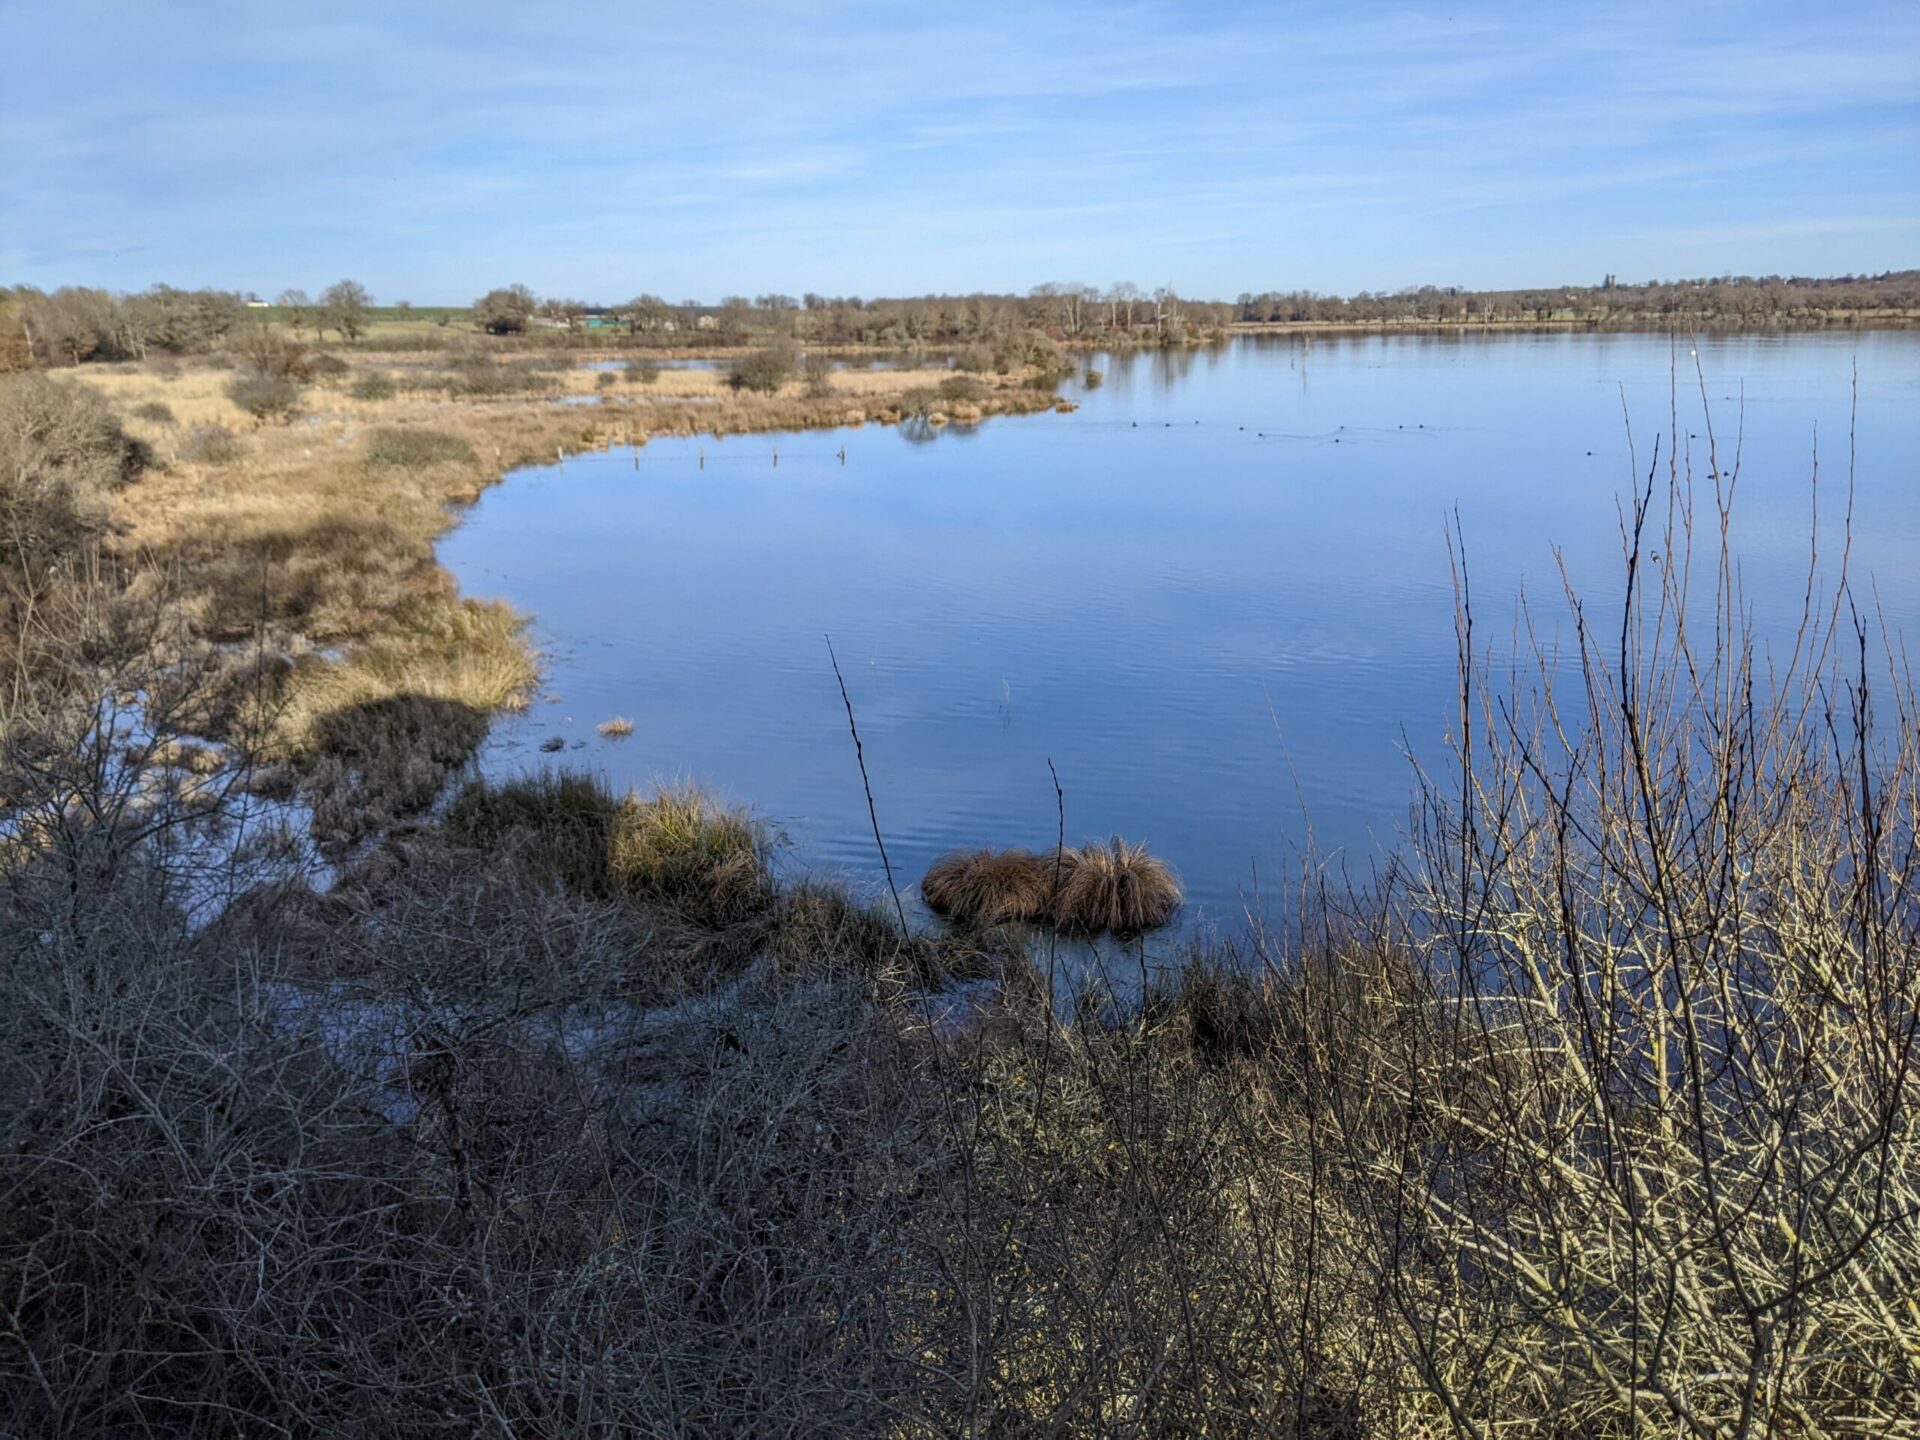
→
(773, 446, 779, 468)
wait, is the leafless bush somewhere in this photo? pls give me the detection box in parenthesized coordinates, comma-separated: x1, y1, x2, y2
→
(1326, 371, 1920, 1434)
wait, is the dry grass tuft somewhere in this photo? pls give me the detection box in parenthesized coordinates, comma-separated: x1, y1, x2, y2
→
(362, 425, 476, 468)
(1051, 837, 1182, 935)
(608, 785, 771, 928)
(921, 848, 1056, 927)
(596, 715, 634, 737)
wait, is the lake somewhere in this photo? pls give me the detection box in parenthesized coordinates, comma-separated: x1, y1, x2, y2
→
(440, 331, 1920, 929)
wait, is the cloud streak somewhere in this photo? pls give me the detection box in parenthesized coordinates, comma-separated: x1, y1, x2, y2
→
(2, 1, 1915, 298)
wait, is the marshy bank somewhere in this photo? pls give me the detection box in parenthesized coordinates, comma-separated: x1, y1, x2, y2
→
(28, 345, 1063, 852)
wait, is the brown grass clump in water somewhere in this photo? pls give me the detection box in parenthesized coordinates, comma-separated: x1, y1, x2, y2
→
(920, 848, 1055, 927)
(1051, 837, 1181, 935)
(596, 716, 633, 737)
(608, 785, 770, 928)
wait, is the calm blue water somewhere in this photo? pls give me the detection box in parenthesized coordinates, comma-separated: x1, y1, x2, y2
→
(441, 332, 1920, 928)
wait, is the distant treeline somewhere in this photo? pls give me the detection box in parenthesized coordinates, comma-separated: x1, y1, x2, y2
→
(1234, 270, 1920, 326)
(470, 282, 1237, 348)
(0, 279, 377, 369)
(6, 269, 1916, 371)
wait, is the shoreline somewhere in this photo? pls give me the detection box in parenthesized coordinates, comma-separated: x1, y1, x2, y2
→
(76, 351, 1068, 843)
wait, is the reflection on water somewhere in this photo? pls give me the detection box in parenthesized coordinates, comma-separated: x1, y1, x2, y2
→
(440, 332, 1920, 928)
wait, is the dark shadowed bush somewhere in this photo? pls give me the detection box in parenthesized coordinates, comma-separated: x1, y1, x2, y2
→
(0, 374, 148, 578)
(447, 772, 771, 930)
(626, 357, 661, 385)
(131, 399, 177, 424)
(446, 769, 623, 898)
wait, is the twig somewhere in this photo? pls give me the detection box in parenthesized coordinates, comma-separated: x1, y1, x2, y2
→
(826, 634, 908, 935)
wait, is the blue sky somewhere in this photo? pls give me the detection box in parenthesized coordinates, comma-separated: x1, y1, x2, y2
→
(3, 2, 1915, 303)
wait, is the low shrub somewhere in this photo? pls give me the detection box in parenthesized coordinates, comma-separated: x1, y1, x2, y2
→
(308, 353, 351, 383)
(0, 375, 148, 579)
(131, 399, 177, 424)
(626, 358, 661, 385)
(226, 368, 302, 423)
(439, 359, 557, 398)
(727, 346, 795, 394)
(349, 371, 396, 401)
(363, 426, 476, 468)
(936, 375, 986, 404)
(802, 351, 835, 398)
(233, 325, 311, 380)
(179, 424, 241, 465)
(898, 387, 942, 420)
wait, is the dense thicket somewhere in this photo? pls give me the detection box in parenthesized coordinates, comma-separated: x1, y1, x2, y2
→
(0, 376, 149, 695)
(0, 284, 247, 365)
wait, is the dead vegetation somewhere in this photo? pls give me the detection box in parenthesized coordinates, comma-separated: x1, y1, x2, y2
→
(921, 846, 1057, 925)
(2, 347, 1913, 1437)
(921, 837, 1183, 935)
(1052, 836, 1183, 933)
